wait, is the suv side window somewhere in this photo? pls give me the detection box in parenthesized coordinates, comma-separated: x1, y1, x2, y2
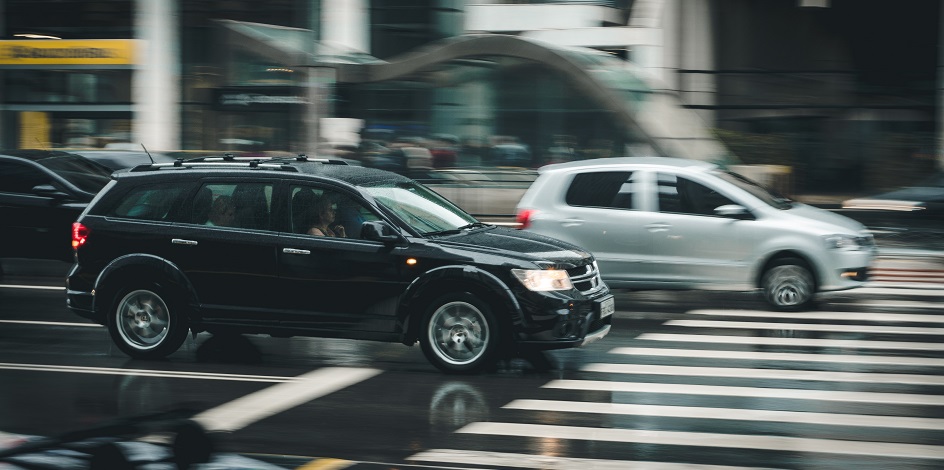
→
(107, 182, 189, 221)
(657, 173, 736, 216)
(191, 182, 274, 230)
(565, 171, 637, 209)
(289, 185, 379, 238)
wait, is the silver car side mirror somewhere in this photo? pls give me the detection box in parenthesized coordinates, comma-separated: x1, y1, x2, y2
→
(714, 204, 754, 220)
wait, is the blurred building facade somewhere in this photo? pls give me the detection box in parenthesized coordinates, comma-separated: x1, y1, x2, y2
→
(0, 0, 940, 194)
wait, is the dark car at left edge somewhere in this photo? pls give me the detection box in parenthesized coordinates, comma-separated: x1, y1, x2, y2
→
(0, 150, 112, 264)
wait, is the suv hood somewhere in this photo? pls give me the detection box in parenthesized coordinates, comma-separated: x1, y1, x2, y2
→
(783, 203, 867, 234)
(433, 226, 592, 266)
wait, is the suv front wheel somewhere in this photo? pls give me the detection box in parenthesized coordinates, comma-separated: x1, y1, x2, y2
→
(108, 284, 188, 359)
(420, 292, 501, 374)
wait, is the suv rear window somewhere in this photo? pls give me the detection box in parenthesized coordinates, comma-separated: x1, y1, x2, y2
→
(565, 171, 636, 209)
(107, 183, 189, 221)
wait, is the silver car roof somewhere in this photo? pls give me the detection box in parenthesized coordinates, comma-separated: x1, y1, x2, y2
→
(538, 157, 717, 174)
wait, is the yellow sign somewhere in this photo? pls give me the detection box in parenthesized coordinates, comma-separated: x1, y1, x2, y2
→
(19, 112, 51, 149)
(0, 40, 138, 66)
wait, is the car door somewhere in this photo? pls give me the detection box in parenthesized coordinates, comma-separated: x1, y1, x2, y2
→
(276, 182, 407, 333)
(644, 171, 753, 287)
(166, 180, 281, 324)
(0, 159, 86, 260)
(538, 170, 654, 287)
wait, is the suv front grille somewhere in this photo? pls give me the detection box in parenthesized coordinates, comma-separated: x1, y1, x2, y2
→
(566, 262, 605, 295)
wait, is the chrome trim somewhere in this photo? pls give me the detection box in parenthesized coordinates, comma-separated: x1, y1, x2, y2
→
(283, 248, 311, 255)
(581, 324, 611, 346)
(171, 238, 198, 246)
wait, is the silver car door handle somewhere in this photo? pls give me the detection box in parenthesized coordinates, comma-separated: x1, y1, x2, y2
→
(283, 248, 311, 255)
(561, 218, 584, 227)
(171, 238, 198, 246)
(645, 223, 671, 232)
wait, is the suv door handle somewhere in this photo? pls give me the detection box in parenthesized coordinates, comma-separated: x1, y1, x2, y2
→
(645, 223, 671, 232)
(283, 248, 311, 255)
(171, 238, 198, 246)
(561, 218, 584, 227)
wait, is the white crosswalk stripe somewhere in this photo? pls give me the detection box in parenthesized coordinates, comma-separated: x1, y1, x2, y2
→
(410, 286, 944, 468)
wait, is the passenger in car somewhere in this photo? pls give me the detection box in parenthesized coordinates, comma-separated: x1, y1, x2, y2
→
(206, 195, 236, 227)
(307, 196, 346, 237)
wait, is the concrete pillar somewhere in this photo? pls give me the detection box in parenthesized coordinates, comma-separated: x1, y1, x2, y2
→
(321, 0, 369, 52)
(938, 0, 944, 170)
(678, 0, 716, 127)
(133, 0, 180, 150)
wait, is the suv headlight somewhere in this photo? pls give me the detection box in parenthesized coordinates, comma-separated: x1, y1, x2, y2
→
(822, 234, 867, 251)
(511, 269, 573, 291)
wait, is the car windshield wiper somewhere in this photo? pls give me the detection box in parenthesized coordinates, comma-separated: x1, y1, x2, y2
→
(424, 222, 491, 237)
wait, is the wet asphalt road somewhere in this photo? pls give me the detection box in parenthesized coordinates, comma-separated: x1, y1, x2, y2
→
(1, 258, 943, 469)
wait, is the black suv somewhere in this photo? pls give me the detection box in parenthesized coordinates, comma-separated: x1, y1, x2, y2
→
(66, 156, 613, 373)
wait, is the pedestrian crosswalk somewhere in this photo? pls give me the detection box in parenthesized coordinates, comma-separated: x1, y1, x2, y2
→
(409, 284, 944, 469)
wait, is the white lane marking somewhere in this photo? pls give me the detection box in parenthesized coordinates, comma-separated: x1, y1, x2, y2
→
(665, 319, 944, 335)
(857, 300, 944, 310)
(0, 320, 101, 328)
(581, 363, 944, 385)
(456, 422, 944, 460)
(608, 347, 944, 367)
(639, 333, 944, 351)
(0, 284, 65, 291)
(685, 309, 944, 323)
(544, 380, 944, 406)
(409, 449, 781, 470)
(193, 367, 381, 432)
(853, 287, 944, 296)
(0, 362, 294, 382)
(505, 399, 944, 430)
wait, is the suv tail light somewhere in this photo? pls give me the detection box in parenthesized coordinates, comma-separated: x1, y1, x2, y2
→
(515, 209, 537, 230)
(72, 222, 89, 249)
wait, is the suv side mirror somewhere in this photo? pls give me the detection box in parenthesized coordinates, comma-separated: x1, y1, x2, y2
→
(714, 204, 754, 220)
(361, 220, 401, 244)
(32, 184, 69, 200)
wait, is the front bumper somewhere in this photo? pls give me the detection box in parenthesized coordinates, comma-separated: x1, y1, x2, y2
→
(514, 288, 614, 350)
(818, 247, 877, 291)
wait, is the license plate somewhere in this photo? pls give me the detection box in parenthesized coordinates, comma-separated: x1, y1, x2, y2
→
(598, 296, 615, 318)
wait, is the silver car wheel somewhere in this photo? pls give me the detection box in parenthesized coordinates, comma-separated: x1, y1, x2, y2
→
(764, 264, 813, 308)
(116, 289, 171, 350)
(427, 301, 489, 366)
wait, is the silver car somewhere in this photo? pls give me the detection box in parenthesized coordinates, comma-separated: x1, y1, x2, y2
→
(516, 157, 876, 310)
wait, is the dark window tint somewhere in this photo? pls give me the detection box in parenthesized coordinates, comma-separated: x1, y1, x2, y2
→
(657, 173, 735, 216)
(565, 171, 636, 209)
(0, 160, 53, 194)
(108, 183, 189, 221)
(34, 153, 111, 193)
(289, 185, 379, 239)
(191, 183, 274, 230)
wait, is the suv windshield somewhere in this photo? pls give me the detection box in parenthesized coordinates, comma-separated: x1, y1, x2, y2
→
(713, 169, 793, 210)
(36, 153, 112, 194)
(363, 181, 477, 235)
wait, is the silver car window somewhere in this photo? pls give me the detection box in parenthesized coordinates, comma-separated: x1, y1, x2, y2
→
(656, 173, 736, 216)
(565, 171, 638, 209)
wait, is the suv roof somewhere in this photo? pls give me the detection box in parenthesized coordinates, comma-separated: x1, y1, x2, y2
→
(119, 154, 413, 187)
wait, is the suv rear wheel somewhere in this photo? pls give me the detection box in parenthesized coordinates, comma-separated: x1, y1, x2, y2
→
(762, 258, 814, 311)
(420, 292, 501, 374)
(109, 284, 188, 359)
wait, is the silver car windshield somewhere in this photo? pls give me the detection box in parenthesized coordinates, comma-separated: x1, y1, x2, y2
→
(363, 181, 478, 235)
(713, 170, 793, 210)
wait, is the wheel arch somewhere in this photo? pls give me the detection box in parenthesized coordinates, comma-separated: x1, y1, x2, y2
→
(398, 265, 522, 346)
(755, 250, 819, 291)
(93, 254, 198, 320)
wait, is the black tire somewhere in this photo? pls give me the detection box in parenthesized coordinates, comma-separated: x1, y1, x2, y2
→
(761, 257, 815, 311)
(420, 292, 502, 374)
(108, 283, 188, 359)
